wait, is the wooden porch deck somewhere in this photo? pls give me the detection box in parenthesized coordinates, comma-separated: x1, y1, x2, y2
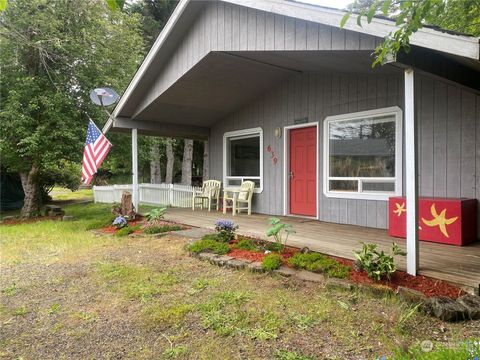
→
(164, 208, 480, 293)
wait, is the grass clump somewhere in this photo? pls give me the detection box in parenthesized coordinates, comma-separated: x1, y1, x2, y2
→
(262, 253, 282, 271)
(144, 224, 183, 234)
(232, 237, 259, 251)
(288, 253, 350, 279)
(115, 225, 141, 237)
(274, 350, 315, 360)
(96, 261, 178, 302)
(393, 339, 480, 359)
(142, 303, 193, 329)
(187, 237, 230, 255)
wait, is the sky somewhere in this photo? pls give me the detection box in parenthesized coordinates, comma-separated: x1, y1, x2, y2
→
(298, 0, 353, 10)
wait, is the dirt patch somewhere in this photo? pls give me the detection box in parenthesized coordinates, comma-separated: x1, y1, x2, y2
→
(1, 234, 479, 359)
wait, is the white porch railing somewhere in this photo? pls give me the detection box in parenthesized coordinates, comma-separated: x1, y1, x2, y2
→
(93, 183, 200, 208)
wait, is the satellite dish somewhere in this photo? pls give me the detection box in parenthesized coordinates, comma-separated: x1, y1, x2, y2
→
(89, 87, 119, 106)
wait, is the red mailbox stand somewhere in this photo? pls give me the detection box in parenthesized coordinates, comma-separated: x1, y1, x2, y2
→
(388, 197, 477, 246)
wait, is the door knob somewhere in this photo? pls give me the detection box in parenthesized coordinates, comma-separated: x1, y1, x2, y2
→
(289, 171, 294, 179)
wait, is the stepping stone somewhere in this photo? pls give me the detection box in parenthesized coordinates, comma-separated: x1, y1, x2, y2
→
(226, 259, 247, 269)
(457, 294, 480, 320)
(295, 270, 324, 283)
(198, 252, 218, 262)
(396, 286, 427, 304)
(425, 296, 468, 322)
(274, 266, 297, 277)
(247, 262, 264, 273)
(326, 277, 357, 291)
(62, 215, 75, 221)
(211, 255, 234, 266)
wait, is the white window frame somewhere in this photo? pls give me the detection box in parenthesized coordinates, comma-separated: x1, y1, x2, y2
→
(323, 106, 403, 201)
(223, 127, 263, 193)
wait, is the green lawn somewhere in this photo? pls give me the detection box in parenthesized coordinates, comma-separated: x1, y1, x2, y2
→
(0, 200, 478, 359)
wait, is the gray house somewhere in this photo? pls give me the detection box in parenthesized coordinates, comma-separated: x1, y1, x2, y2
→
(104, 0, 480, 277)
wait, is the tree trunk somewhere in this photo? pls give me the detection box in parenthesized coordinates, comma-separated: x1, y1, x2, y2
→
(150, 140, 162, 184)
(165, 139, 174, 184)
(20, 164, 40, 218)
(202, 140, 209, 181)
(181, 139, 193, 185)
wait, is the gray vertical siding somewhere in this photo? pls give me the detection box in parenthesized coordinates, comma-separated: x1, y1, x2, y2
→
(132, 0, 480, 232)
(135, 1, 379, 116)
(210, 71, 480, 231)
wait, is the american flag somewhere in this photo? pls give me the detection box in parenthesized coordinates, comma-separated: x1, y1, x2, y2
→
(81, 120, 112, 185)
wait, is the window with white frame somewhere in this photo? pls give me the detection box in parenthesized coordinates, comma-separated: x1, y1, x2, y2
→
(223, 128, 263, 192)
(323, 107, 402, 200)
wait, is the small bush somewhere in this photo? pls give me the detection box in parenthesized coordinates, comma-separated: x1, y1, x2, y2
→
(144, 207, 167, 222)
(214, 219, 238, 242)
(232, 238, 259, 251)
(265, 242, 284, 252)
(354, 242, 406, 281)
(288, 253, 350, 279)
(187, 239, 230, 255)
(262, 254, 282, 271)
(144, 225, 183, 234)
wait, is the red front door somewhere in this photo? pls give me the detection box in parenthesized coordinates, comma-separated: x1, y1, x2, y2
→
(289, 126, 317, 216)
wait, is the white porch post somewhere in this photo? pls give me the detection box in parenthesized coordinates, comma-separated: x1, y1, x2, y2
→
(132, 128, 139, 210)
(404, 67, 419, 275)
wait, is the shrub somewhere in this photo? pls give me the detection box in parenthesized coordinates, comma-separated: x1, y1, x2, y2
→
(232, 237, 259, 251)
(262, 253, 282, 271)
(288, 253, 350, 279)
(187, 238, 230, 255)
(214, 219, 238, 242)
(112, 215, 127, 229)
(144, 207, 167, 222)
(143, 224, 183, 234)
(264, 242, 284, 252)
(266, 218, 295, 252)
(354, 242, 406, 281)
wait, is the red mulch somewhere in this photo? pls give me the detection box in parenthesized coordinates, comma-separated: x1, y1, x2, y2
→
(228, 249, 265, 262)
(225, 237, 465, 299)
(332, 257, 465, 299)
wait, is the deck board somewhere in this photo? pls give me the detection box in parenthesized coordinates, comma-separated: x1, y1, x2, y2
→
(165, 208, 480, 292)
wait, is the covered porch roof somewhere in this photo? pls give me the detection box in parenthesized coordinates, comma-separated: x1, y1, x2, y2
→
(109, 50, 402, 138)
(165, 207, 480, 294)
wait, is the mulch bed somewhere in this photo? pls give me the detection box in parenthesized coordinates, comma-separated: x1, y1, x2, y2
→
(224, 235, 465, 299)
(99, 218, 188, 235)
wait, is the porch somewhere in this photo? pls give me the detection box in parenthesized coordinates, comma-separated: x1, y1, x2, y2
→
(164, 207, 480, 294)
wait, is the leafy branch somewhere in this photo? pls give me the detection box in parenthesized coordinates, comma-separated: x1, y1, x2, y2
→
(341, 0, 446, 67)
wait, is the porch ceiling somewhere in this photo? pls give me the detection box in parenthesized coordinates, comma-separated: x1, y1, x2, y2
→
(130, 52, 299, 127)
(121, 50, 402, 131)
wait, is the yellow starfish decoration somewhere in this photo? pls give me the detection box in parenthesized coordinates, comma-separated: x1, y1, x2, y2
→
(421, 204, 458, 238)
(393, 202, 406, 217)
